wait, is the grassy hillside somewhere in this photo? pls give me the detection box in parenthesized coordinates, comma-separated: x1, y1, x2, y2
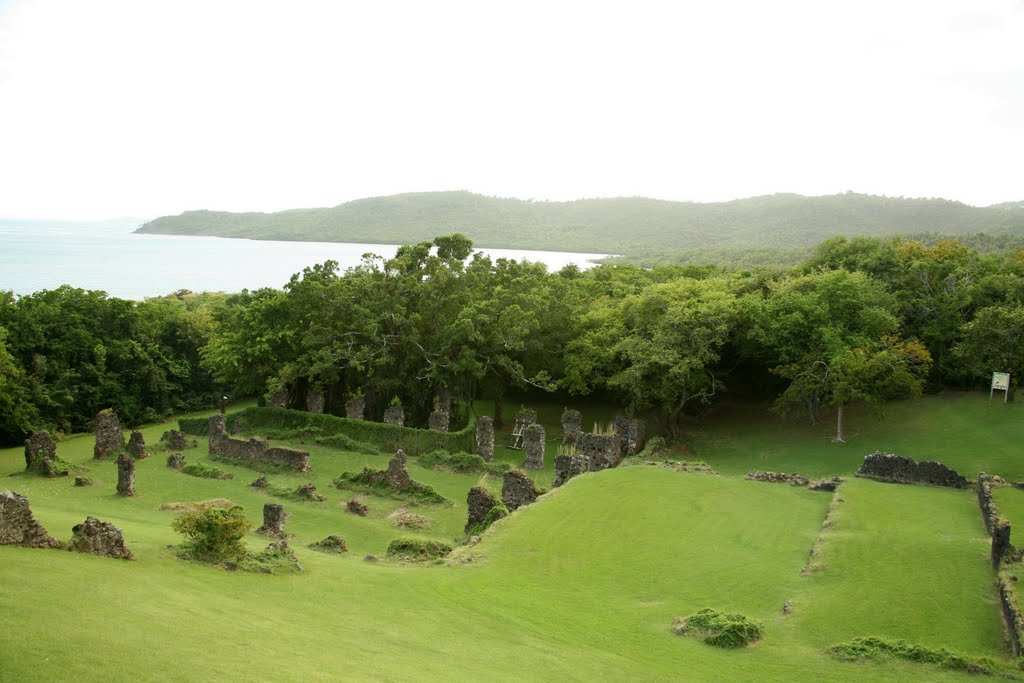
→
(134, 191, 1024, 255)
(1, 394, 1019, 680)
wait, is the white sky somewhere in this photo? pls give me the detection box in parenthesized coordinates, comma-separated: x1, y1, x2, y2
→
(0, 0, 1022, 220)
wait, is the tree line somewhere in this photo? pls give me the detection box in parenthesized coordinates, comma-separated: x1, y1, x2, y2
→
(2, 233, 1023, 446)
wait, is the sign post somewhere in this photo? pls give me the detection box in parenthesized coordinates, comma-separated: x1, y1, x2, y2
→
(990, 372, 1011, 403)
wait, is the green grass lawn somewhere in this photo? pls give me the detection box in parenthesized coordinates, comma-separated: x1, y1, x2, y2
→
(0, 394, 1018, 680)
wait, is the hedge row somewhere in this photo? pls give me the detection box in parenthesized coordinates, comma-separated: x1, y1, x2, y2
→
(180, 407, 476, 456)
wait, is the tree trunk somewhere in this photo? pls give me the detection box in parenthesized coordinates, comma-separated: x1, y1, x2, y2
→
(833, 403, 846, 442)
(493, 382, 505, 430)
(807, 398, 818, 426)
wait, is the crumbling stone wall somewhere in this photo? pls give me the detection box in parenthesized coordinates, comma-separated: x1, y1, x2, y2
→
(167, 453, 185, 469)
(208, 415, 310, 471)
(295, 483, 326, 501)
(994, 520, 1012, 569)
(386, 450, 411, 489)
(428, 409, 450, 432)
(116, 452, 135, 496)
(613, 417, 646, 456)
(979, 473, 1002, 535)
(309, 535, 347, 553)
(502, 470, 539, 512)
(23, 430, 67, 477)
(523, 424, 546, 470)
(746, 471, 811, 486)
(561, 409, 582, 445)
(0, 490, 61, 548)
(160, 429, 195, 451)
(553, 453, 589, 487)
(383, 405, 405, 426)
(345, 397, 365, 420)
(475, 416, 495, 461)
(855, 451, 968, 488)
(258, 503, 286, 536)
(346, 498, 369, 516)
(466, 486, 499, 533)
(514, 408, 537, 434)
(999, 576, 1024, 657)
(93, 409, 125, 459)
(24, 431, 56, 470)
(127, 430, 147, 459)
(575, 433, 622, 472)
(306, 388, 325, 414)
(68, 516, 133, 559)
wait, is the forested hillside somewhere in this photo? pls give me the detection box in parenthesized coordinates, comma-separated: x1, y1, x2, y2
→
(135, 191, 1024, 254)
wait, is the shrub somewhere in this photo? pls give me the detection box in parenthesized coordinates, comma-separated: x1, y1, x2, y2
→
(182, 462, 234, 480)
(171, 505, 253, 562)
(418, 450, 509, 475)
(333, 468, 449, 505)
(672, 608, 764, 648)
(386, 537, 452, 560)
(827, 637, 995, 675)
(466, 504, 509, 536)
(314, 433, 379, 454)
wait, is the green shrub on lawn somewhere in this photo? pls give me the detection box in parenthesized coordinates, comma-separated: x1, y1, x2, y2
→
(182, 462, 234, 480)
(672, 608, 764, 648)
(386, 538, 453, 560)
(172, 504, 252, 562)
(827, 636, 995, 675)
(418, 450, 509, 475)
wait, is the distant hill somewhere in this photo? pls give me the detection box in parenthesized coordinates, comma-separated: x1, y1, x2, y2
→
(135, 191, 1024, 254)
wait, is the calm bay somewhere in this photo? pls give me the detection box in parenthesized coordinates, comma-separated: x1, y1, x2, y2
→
(0, 221, 608, 300)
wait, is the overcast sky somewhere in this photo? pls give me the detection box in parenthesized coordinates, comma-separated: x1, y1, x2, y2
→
(0, 0, 1022, 220)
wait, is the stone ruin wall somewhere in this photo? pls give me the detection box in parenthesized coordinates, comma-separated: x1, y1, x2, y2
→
(267, 387, 288, 408)
(553, 454, 588, 487)
(116, 453, 135, 496)
(523, 424, 545, 470)
(475, 416, 495, 462)
(208, 414, 310, 472)
(0, 490, 61, 549)
(613, 416, 646, 456)
(575, 432, 622, 472)
(383, 405, 405, 426)
(561, 409, 582, 445)
(346, 397, 365, 420)
(1000, 576, 1024, 657)
(69, 516, 133, 560)
(502, 470, 539, 512)
(428, 409, 450, 432)
(93, 409, 126, 459)
(855, 451, 968, 489)
(306, 389, 325, 414)
(466, 486, 499, 533)
(24, 431, 56, 470)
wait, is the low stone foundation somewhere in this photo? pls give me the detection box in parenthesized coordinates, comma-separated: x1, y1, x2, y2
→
(208, 414, 310, 471)
(466, 486, 499, 533)
(999, 575, 1024, 657)
(855, 451, 968, 488)
(613, 416, 646, 456)
(746, 471, 810, 486)
(346, 498, 369, 516)
(160, 429, 195, 451)
(502, 470, 539, 512)
(553, 454, 589, 487)
(68, 516, 133, 559)
(979, 473, 1002, 535)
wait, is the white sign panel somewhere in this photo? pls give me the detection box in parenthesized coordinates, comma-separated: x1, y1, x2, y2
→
(993, 372, 1010, 391)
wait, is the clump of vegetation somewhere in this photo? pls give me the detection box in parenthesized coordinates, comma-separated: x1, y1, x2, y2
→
(26, 449, 72, 478)
(314, 433, 378, 454)
(418, 449, 508, 475)
(182, 462, 234, 480)
(465, 504, 508, 537)
(827, 636, 995, 675)
(386, 538, 452, 560)
(160, 498, 236, 512)
(334, 469, 449, 505)
(393, 512, 433, 530)
(172, 504, 253, 562)
(672, 608, 764, 648)
(237, 540, 304, 574)
(308, 535, 347, 554)
(637, 436, 667, 458)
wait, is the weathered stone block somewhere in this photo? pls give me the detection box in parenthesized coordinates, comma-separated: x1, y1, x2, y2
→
(258, 503, 286, 536)
(523, 423, 545, 470)
(428, 409, 450, 432)
(306, 388, 325, 414)
(613, 416, 646, 456)
(466, 486, 499, 533)
(575, 432, 622, 472)
(0, 490, 61, 548)
(93, 409, 125, 459)
(345, 396, 365, 420)
(24, 430, 56, 470)
(553, 453, 589, 487)
(502, 470, 538, 512)
(855, 451, 968, 488)
(68, 516, 133, 559)
(127, 430, 147, 460)
(166, 453, 185, 469)
(475, 416, 495, 461)
(160, 429, 195, 451)
(993, 520, 1012, 568)
(386, 450, 411, 489)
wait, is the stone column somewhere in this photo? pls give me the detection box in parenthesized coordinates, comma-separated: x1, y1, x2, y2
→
(561, 409, 582, 445)
(383, 405, 405, 426)
(259, 503, 286, 536)
(428, 409, 450, 432)
(502, 470, 539, 511)
(306, 388, 325, 414)
(345, 397, 365, 420)
(24, 431, 56, 470)
(208, 414, 228, 453)
(116, 452, 135, 496)
(93, 409, 125, 459)
(127, 430, 147, 459)
(475, 416, 494, 461)
(386, 450, 411, 489)
(523, 424, 546, 470)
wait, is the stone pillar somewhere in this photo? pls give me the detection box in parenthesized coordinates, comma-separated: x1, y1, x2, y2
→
(383, 405, 405, 426)
(554, 453, 589, 487)
(514, 408, 537, 433)
(523, 424, 546, 470)
(475, 416, 495, 461)
(93, 409, 125, 459)
(428, 409, 450, 432)
(116, 452, 135, 496)
(268, 387, 288, 408)
(160, 429, 191, 450)
(345, 397, 365, 420)
(466, 486, 499, 533)
(502, 470, 539, 511)
(208, 414, 228, 453)
(386, 450, 411, 489)
(613, 417, 646, 456)
(561, 409, 582, 445)
(259, 503, 286, 536)
(127, 430, 147, 459)
(69, 516, 134, 559)
(166, 453, 185, 469)
(993, 520, 1012, 569)
(306, 388, 325, 414)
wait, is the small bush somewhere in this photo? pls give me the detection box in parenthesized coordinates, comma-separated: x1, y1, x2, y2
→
(334, 469, 449, 505)
(386, 537, 452, 560)
(672, 608, 764, 648)
(182, 462, 234, 480)
(465, 503, 509, 536)
(172, 505, 253, 562)
(314, 433, 379, 454)
(418, 450, 509, 475)
(827, 637, 995, 675)
(237, 540, 304, 574)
